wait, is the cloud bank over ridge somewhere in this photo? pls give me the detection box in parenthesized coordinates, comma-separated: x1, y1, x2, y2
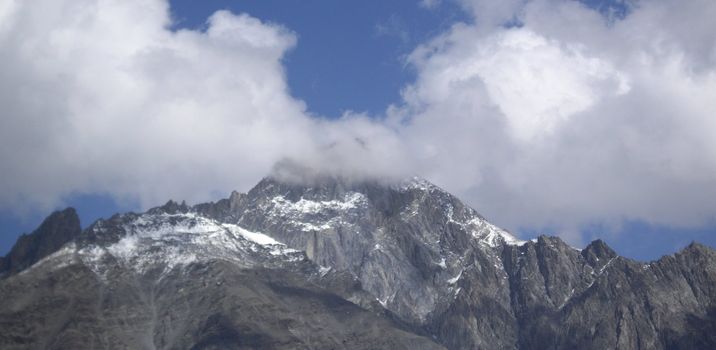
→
(0, 0, 408, 211)
(1, 0, 715, 242)
(392, 0, 716, 239)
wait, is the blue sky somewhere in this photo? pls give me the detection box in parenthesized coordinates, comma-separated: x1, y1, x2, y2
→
(1, 0, 715, 261)
(170, 0, 469, 118)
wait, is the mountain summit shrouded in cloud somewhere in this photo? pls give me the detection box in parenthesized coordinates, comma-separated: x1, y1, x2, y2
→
(1, 0, 715, 247)
(2, 174, 716, 348)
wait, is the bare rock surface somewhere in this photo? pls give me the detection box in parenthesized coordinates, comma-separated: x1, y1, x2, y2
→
(1, 175, 715, 349)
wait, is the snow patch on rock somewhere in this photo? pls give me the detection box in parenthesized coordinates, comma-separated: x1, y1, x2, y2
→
(77, 213, 304, 276)
(270, 193, 367, 215)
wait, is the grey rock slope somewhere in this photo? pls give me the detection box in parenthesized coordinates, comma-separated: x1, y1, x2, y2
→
(1, 175, 715, 349)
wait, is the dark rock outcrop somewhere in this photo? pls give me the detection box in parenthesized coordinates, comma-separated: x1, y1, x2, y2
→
(0, 208, 81, 277)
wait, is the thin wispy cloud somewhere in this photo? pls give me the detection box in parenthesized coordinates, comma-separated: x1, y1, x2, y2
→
(419, 0, 442, 10)
(375, 14, 411, 46)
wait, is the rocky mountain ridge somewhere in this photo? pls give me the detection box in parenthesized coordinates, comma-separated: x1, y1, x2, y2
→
(1, 176, 715, 349)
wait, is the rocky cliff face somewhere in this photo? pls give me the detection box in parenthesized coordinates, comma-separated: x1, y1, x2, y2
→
(1, 176, 714, 349)
(0, 208, 81, 277)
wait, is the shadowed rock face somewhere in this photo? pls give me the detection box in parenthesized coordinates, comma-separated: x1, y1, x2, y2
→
(0, 208, 81, 276)
(1, 176, 715, 349)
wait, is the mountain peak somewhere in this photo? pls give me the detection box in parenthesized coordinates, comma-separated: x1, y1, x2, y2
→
(1, 207, 81, 276)
(255, 173, 442, 197)
(2, 175, 716, 349)
(147, 199, 190, 215)
(581, 238, 617, 266)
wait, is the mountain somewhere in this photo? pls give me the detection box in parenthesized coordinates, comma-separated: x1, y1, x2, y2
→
(0, 208, 81, 277)
(1, 175, 715, 349)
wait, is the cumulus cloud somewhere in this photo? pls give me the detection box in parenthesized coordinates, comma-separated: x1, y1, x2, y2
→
(1, 0, 715, 245)
(389, 0, 716, 242)
(0, 0, 411, 213)
(0, 0, 325, 210)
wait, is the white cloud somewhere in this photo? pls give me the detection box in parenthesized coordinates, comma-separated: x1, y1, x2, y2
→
(1, 0, 715, 245)
(406, 26, 630, 141)
(390, 0, 716, 242)
(0, 0, 318, 210)
(0, 0, 413, 213)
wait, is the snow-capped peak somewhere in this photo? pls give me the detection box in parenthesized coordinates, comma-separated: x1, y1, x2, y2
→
(71, 212, 303, 278)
